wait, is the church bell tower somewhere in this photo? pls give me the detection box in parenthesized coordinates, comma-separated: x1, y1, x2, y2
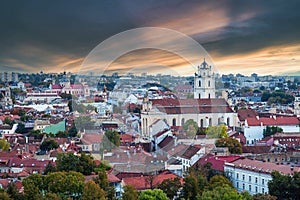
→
(194, 58, 215, 99)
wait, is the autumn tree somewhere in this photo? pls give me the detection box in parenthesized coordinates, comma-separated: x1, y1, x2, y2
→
(0, 139, 10, 151)
(82, 181, 106, 200)
(215, 137, 242, 154)
(122, 185, 139, 200)
(206, 124, 227, 138)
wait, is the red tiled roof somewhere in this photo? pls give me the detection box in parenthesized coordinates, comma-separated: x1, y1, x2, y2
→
(123, 172, 182, 190)
(194, 154, 241, 171)
(81, 133, 103, 145)
(158, 136, 174, 149)
(246, 117, 299, 126)
(242, 145, 271, 154)
(181, 145, 201, 159)
(151, 98, 233, 114)
(51, 84, 62, 89)
(120, 134, 135, 143)
(108, 173, 121, 183)
(227, 157, 300, 175)
(237, 109, 258, 122)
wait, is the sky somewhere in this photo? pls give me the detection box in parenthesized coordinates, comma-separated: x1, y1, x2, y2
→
(1, 0, 300, 76)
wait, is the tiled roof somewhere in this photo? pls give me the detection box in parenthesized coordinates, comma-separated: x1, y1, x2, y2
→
(181, 145, 201, 159)
(123, 172, 182, 190)
(242, 145, 271, 154)
(237, 109, 258, 121)
(107, 173, 121, 183)
(81, 133, 103, 145)
(194, 154, 241, 171)
(246, 116, 299, 126)
(151, 98, 233, 114)
(158, 136, 174, 149)
(51, 84, 62, 89)
(227, 157, 300, 175)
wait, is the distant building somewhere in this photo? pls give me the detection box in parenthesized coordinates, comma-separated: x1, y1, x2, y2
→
(225, 157, 300, 195)
(244, 116, 299, 144)
(0, 72, 18, 82)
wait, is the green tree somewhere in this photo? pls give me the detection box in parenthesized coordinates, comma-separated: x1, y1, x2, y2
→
(43, 192, 62, 200)
(40, 140, 59, 151)
(253, 193, 277, 200)
(0, 139, 10, 151)
(68, 125, 78, 137)
(22, 174, 44, 200)
(206, 124, 227, 138)
(263, 126, 283, 138)
(93, 169, 116, 200)
(6, 183, 24, 200)
(268, 171, 292, 200)
(207, 175, 233, 190)
(138, 189, 168, 200)
(157, 177, 181, 199)
(4, 117, 13, 126)
(56, 152, 95, 175)
(83, 181, 106, 200)
(183, 168, 207, 200)
(15, 123, 27, 134)
(29, 130, 43, 139)
(200, 185, 245, 200)
(122, 185, 139, 200)
(183, 119, 198, 139)
(215, 137, 242, 154)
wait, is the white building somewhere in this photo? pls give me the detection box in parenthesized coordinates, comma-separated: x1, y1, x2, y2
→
(244, 116, 299, 144)
(294, 95, 300, 117)
(224, 158, 300, 195)
(141, 98, 237, 136)
(194, 59, 215, 99)
(24, 91, 61, 104)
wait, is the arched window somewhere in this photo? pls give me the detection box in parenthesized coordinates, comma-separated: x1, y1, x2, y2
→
(199, 93, 201, 99)
(181, 118, 185, 126)
(172, 118, 176, 126)
(208, 80, 211, 87)
(199, 80, 201, 87)
(208, 93, 211, 99)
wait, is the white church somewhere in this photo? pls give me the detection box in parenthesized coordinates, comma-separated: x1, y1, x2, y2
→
(141, 59, 238, 137)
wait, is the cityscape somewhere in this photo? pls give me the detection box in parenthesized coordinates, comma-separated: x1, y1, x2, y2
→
(1, 1, 300, 200)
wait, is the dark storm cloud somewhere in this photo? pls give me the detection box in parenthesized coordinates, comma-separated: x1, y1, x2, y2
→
(0, 0, 300, 74)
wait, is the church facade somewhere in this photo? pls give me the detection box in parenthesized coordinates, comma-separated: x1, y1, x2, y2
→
(141, 59, 238, 137)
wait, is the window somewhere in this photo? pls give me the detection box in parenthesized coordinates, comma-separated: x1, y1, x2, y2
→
(236, 173, 239, 179)
(237, 182, 239, 188)
(199, 80, 201, 87)
(243, 183, 245, 190)
(255, 177, 258, 184)
(242, 174, 245, 180)
(262, 179, 264, 185)
(172, 118, 176, 126)
(262, 188, 265, 193)
(249, 176, 251, 182)
(200, 119, 204, 128)
(255, 186, 258, 193)
(249, 185, 251, 192)
(208, 80, 211, 87)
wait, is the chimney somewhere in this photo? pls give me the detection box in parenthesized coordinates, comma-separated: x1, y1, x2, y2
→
(273, 115, 277, 120)
(256, 116, 259, 120)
